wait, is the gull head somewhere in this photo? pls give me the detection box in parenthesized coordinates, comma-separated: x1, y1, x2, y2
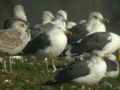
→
(13, 5, 29, 32)
(89, 12, 105, 22)
(87, 12, 108, 33)
(56, 10, 67, 21)
(42, 11, 55, 24)
(12, 18, 29, 32)
(51, 10, 67, 32)
(66, 21, 77, 29)
(14, 4, 27, 22)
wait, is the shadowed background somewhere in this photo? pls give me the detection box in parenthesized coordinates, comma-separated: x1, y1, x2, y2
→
(0, 0, 120, 33)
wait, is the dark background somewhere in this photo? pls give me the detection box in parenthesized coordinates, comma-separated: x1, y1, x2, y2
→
(0, 0, 120, 34)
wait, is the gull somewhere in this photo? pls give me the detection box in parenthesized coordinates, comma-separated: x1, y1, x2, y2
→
(86, 12, 107, 33)
(67, 11, 108, 44)
(0, 4, 31, 72)
(23, 10, 69, 72)
(70, 32, 120, 59)
(42, 54, 107, 89)
(60, 12, 108, 59)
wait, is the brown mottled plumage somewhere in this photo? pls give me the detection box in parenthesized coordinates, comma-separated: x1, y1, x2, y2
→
(0, 31, 22, 48)
(0, 4, 31, 55)
(0, 4, 31, 73)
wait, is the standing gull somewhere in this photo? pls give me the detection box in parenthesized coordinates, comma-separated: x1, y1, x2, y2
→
(0, 4, 31, 72)
(23, 10, 69, 72)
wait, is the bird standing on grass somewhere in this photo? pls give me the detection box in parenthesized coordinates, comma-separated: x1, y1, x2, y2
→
(23, 10, 69, 72)
(0, 4, 31, 72)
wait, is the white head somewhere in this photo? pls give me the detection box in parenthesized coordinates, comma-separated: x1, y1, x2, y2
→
(56, 10, 67, 21)
(42, 11, 55, 24)
(12, 5, 29, 32)
(89, 12, 104, 21)
(79, 19, 86, 24)
(66, 21, 77, 29)
(51, 10, 67, 31)
(86, 12, 107, 33)
(14, 4, 27, 22)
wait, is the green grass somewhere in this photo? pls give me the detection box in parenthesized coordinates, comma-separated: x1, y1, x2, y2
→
(0, 57, 119, 90)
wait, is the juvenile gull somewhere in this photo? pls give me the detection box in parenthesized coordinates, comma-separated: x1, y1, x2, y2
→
(0, 4, 31, 72)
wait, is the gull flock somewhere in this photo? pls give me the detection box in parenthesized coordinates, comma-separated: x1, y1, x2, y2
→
(0, 4, 120, 88)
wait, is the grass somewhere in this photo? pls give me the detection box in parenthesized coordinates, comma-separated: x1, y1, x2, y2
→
(0, 56, 119, 90)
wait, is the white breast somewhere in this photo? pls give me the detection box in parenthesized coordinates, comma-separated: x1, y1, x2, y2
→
(73, 58, 107, 85)
(45, 29, 67, 57)
(104, 33, 120, 53)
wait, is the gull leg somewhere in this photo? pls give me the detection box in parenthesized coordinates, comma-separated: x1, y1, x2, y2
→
(0, 57, 3, 72)
(44, 57, 49, 73)
(81, 85, 85, 90)
(88, 87, 91, 90)
(3, 56, 7, 72)
(60, 85, 64, 90)
(52, 58, 57, 72)
(9, 56, 13, 72)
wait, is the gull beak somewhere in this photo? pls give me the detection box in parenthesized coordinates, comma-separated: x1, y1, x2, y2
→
(64, 30, 72, 36)
(117, 49, 120, 61)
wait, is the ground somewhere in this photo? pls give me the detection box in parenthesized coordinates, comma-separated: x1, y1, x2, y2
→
(0, 56, 119, 90)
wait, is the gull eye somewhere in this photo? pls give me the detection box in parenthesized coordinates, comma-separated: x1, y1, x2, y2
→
(20, 23, 25, 27)
(94, 15, 98, 19)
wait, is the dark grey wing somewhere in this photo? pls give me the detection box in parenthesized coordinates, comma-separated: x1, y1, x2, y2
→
(30, 27, 43, 39)
(23, 32, 51, 54)
(71, 32, 111, 56)
(55, 60, 90, 82)
(68, 23, 89, 44)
